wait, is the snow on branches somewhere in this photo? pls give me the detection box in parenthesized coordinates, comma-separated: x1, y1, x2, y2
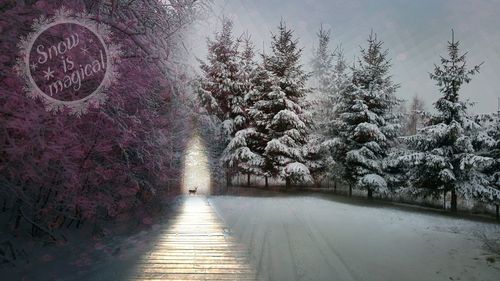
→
(0, 0, 200, 237)
(199, 20, 317, 186)
(197, 18, 500, 211)
(329, 31, 400, 197)
(399, 31, 499, 210)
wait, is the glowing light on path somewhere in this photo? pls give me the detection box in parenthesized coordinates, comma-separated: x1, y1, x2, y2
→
(127, 134, 258, 280)
(181, 135, 211, 195)
(130, 197, 259, 280)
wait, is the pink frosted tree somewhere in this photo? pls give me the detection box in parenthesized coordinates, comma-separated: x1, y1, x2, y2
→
(0, 0, 204, 239)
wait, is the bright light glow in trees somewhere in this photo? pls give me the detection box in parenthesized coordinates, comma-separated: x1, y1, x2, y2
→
(182, 135, 212, 195)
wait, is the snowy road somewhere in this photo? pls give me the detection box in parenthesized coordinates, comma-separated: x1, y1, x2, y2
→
(209, 192, 500, 281)
(6, 193, 499, 281)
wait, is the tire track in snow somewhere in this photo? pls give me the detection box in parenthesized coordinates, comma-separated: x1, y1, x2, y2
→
(283, 222, 300, 281)
(255, 228, 270, 281)
(286, 199, 359, 281)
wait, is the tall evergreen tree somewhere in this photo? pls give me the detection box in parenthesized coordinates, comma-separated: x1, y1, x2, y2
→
(308, 26, 345, 186)
(252, 20, 313, 187)
(310, 26, 338, 133)
(303, 134, 329, 187)
(321, 47, 350, 139)
(318, 48, 352, 190)
(221, 35, 266, 183)
(481, 115, 500, 218)
(197, 18, 243, 141)
(330, 32, 400, 198)
(310, 26, 335, 101)
(400, 31, 495, 212)
(405, 94, 427, 135)
(244, 63, 278, 187)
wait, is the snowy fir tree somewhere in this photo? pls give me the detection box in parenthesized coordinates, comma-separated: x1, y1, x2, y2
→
(303, 26, 340, 186)
(309, 27, 350, 137)
(473, 114, 500, 215)
(405, 94, 427, 135)
(302, 134, 330, 187)
(399, 31, 499, 212)
(310, 25, 335, 123)
(197, 18, 244, 141)
(314, 46, 352, 189)
(385, 95, 428, 191)
(329, 32, 400, 198)
(252, 21, 313, 187)
(241, 62, 281, 187)
(197, 19, 248, 185)
(220, 35, 266, 185)
(483, 116, 500, 217)
(330, 47, 351, 114)
(323, 50, 351, 155)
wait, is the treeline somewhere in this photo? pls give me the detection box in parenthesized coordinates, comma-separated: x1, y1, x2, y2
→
(0, 0, 204, 242)
(197, 19, 500, 215)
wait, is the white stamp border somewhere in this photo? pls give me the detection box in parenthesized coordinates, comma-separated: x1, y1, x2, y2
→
(15, 8, 122, 116)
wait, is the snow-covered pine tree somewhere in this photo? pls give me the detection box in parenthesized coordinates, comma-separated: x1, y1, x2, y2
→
(314, 46, 352, 191)
(476, 113, 500, 218)
(244, 63, 278, 187)
(303, 134, 329, 187)
(400, 31, 497, 212)
(310, 26, 335, 126)
(386, 98, 428, 192)
(304, 26, 348, 185)
(197, 19, 245, 186)
(255, 20, 313, 187)
(310, 26, 334, 92)
(330, 31, 400, 198)
(330, 47, 351, 115)
(220, 35, 266, 185)
(197, 18, 243, 140)
(309, 27, 350, 136)
(405, 94, 427, 135)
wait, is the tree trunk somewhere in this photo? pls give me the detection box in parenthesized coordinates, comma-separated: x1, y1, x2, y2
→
(367, 189, 373, 199)
(13, 199, 22, 230)
(333, 180, 337, 194)
(285, 178, 290, 190)
(20, 208, 58, 241)
(496, 204, 499, 221)
(349, 184, 352, 197)
(247, 173, 250, 187)
(450, 189, 457, 213)
(66, 218, 74, 228)
(443, 190, 447, 210)
(226, 171, 232, 187)
(265, 176, 268, 188)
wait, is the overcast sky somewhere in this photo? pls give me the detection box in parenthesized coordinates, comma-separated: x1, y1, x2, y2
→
(187, 0, 500, 113)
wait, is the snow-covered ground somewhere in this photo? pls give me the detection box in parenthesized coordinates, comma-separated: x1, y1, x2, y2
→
(3, 192, 499, 281)
(209, 193, 500, 281)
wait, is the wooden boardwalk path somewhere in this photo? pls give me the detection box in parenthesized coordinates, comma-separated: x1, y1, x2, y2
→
(130, 196, 259, 281)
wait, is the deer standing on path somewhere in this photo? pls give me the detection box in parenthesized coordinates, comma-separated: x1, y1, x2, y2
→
(188, 186, 198, 195)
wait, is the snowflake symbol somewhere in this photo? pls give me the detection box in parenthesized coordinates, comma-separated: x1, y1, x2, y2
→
(81, 46, 89, 55)
(30, 62, 38, 71)
(43, 67, 55, 81)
